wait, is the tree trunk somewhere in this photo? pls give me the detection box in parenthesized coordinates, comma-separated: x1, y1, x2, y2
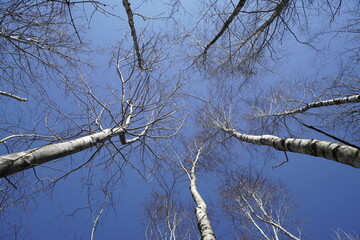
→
(260, 94, 360, 117)
(221, 126, 360, 168)
(189, 176, 216, 240)
(0, 127, 125, 178)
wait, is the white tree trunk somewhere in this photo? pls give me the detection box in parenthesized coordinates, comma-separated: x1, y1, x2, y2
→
(260, 94, 360, 117)
(221, 126, 360, 168)
(189, 177, 216, 240)
(0, 127, 125, 178)
(183, 148, 216, 240)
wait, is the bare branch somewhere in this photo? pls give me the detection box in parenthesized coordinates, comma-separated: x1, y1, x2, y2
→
(0, 91, 27, 102)
(122, 0, 151, 71)
(220, 169, 301, 239)
(301, 123, 359, 149)
(90, 193, 109, 240)
(256, 94, 360, 117)
(237, 0, 289, 50)
(0, 134, 54, 144)
(203, 0, 247, 54)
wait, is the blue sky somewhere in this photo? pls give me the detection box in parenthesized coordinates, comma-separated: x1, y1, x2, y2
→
(1, 0, 359, 239)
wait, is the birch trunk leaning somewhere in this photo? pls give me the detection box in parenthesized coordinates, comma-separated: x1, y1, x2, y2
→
(0, 127, 125, 178)
(220, 126, 360, 168)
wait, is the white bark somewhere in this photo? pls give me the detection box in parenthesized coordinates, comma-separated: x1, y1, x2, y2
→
(0, 127, 125, 178)
(183, 148, 216, 240)
(220, 126, 360, 168)
(189, 178, 216, 240)
(260, 94, 360, 117)
(0, 90, 27, 102)
(250, 195, 300, 240)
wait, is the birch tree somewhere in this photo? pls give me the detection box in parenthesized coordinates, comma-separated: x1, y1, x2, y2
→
(1, 0, 359, 239)
(203, 37, 360, 168)
(332, 229, 360, 240)
(0, 62, 182, 177)
(216, 123, 360, 168)
(219, 168, 301, 240)
(0, 0, 104, 101)
(174, 144, 216, 240)
(144, 187, 197, 240)
(191, 0, 316, 76)
(0, 46, 183, 239)
(246, 76, 360, 138)
(0, 1, 183, 237)
(144, 192, 186, 240)
(208, 93, 360, 167)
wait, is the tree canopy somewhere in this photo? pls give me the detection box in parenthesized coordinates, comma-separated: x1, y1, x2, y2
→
(0, 0, 359, 239)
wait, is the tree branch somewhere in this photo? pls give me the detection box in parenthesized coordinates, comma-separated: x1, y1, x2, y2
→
(258, 94, 360, 117)
(122, 0, 150, 70)
(0, 91, 27, 102)
(301, 123, 359, 149)
(203, 0, 247, 54)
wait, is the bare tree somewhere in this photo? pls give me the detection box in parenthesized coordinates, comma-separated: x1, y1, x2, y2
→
(0, 45, 183, 239)
(216, 123, 360, 168)
(175, 144, 216, 240)
(0, 63, 182, 176)
(219, 168, 301, 240)
(332, 228, 360, 240)
(246, 75, 360, 138)
(144, 189, 196, 240)
(191, 0, 313, 76)
(0, 0, 85, 99)
(204, 69, 360, 169)
(254, 94, 360, 118)
(1, 0, 359, 239)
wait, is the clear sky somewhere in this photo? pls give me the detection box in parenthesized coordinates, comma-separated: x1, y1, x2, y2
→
(1, 0, 359, 239)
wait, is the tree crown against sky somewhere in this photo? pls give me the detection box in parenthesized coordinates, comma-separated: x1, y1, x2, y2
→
(0, 0, 359, 239)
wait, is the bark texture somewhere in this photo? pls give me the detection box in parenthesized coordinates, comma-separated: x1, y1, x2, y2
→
(185, 148, 216, 240)
(189, 177, 216, 240)
(221, 127, 360, 168)
(0, 127, 125, 178)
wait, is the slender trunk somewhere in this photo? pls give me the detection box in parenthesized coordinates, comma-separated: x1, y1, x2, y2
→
(221, 126, 360, 168)
(0, 127, 125, 178)
(186, 148, 216, 240)
(189, 176, 216, 240)
(122, 0, 149, 70)
(259, 94, 360, 117)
